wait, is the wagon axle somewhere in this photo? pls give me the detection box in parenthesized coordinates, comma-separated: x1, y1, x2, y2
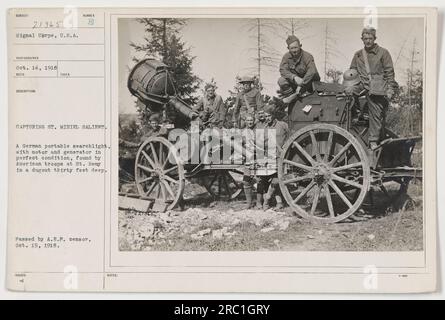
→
(313, 163, 333, 184)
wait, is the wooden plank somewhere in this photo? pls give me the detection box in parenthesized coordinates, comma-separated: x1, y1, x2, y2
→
(119, 196, 152, 212)
(118, 192, 141, 198)
(152, 200, 169, 213)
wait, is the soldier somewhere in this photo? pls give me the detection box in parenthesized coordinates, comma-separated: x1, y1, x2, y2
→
(232, 76, 263, 129)
(278, 35, 320, 101)
(349, 27, 398, 150)
(241, 114, 269, 210)
(259, 104, 289, 210)
(119, 113, 162, 149)
(194, 82, 227, 128)
(256, 108, 266, 129)
(139, 113, 167, 140)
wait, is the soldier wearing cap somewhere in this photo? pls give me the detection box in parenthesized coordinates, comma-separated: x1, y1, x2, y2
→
(232, 76, 263, 128)
(139, 113, 166, 140)
(256, 106, 267, 129)
(194, 82, 227, 128)
(241, 114, 264, 209)
(349, 27, 398, 150)
(278, 35, 320, 98)
(119, 113, 163, 150)
(258, 104, 289, 210)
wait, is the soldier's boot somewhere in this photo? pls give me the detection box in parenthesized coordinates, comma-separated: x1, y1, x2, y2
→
(282, 91, 299, 104)
(275, 195, 284, 210)
(255, 193, 263, 210)
(264, 182, 279, 210)
(277, 77, 294, 98)
(263, 193, 271, 210)
(263, 198, 270, 210)
(242, 186, 254, 210)
(263, 186, 274, 210)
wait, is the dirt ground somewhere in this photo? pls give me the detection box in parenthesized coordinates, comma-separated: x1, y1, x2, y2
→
(118, 181, 423, 252)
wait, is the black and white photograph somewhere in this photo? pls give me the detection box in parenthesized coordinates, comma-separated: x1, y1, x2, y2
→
(3, 4, 440, 294)
(117, 16, 424, 252)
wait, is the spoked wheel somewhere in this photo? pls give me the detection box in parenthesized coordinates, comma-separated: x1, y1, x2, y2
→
(201, 170, 243, 200)
(135, 136, 185, 210)
(278, 124, 371, 223)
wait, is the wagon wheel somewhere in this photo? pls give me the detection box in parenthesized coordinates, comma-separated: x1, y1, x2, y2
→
(202, 170, 243, 200)
(135, 136, 185, 210)
(278, 123, 371, 223)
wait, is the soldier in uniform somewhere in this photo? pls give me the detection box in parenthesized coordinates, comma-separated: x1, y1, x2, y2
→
(241, 115, 265, 210)
(193, 82, 227, 128)
(258, 104, 289, 210)
(256, 106, 267, 129)
(349, 27, 398, 150)
(119, 113, 163, 149)
(278, 35, 320, 100)
(232, 76, 263, 129)
(139, 113, 167, 140)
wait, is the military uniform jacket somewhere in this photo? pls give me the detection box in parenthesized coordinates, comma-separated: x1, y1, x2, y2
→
(350, 44, 397, 92)
(279, 49, 320, 87)
(265, 119, 289, 149)
(194, 94, 226, 126)
(255, 120, 266, 129)
(233, 88, 263, 123)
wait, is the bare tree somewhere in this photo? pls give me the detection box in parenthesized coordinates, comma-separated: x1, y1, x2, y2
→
(321, 22, 346, 81)
(388, 36, 423, 136)
(242, 18, 282, 84)
(276, 18, 309, 38)
(407, 38, 420, 109)
(406, 38, 421, 133)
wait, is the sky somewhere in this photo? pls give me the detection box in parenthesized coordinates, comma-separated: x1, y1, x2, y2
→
(118, 17, 425, 114)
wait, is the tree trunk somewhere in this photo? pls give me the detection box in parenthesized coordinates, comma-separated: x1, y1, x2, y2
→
(257, 18, 261, 81)
(162, 19, 167, 62)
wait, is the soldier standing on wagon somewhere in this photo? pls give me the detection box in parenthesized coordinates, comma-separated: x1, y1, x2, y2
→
(348, 27, 398, 150)
(277, 35, 320, 102)
(259, 104, 289, 210)
(232, 76, 263, 129)
(193, 82, 227, 128)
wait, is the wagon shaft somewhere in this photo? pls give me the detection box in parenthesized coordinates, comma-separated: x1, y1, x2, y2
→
(380, 167, 422, 180)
